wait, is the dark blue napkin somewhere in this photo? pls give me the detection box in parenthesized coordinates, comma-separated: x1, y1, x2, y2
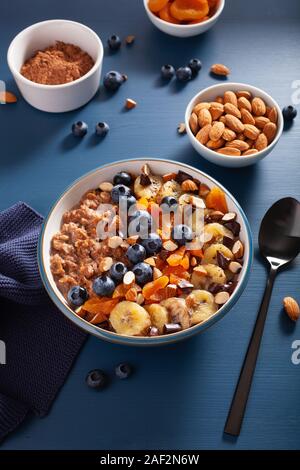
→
(0, 202, 86, 443)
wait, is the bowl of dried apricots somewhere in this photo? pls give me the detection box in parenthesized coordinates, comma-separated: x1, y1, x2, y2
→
(39, 158, 252, 346)
(144, 0, 225, 37)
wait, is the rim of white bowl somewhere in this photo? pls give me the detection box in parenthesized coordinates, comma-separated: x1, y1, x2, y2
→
(143, 0, 225, 29)
(38, 158, 253, 346)
(7, 19, 103, 90)
(185, 82, 284, 163)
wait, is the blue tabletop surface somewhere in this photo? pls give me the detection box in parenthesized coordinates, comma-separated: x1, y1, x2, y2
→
(1, 0, 300, 451)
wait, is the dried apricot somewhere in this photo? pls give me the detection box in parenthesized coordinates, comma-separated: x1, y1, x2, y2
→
(170, 0, 209, 21)
(148, 0, 169, 13)
(159, 3, 180, 23)
(166, 246, 186, 266)
(82, 297, 119, 316)
(206, 186, 228, 213)
(142, 275, 169, 299)
(180, 255, 190, 270)
(163, 265, 190, 279)
(136, 197, 148, 209)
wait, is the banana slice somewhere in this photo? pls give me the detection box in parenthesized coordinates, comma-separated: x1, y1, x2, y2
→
(203, 223, 233, 242)
(160, 298, 190, 329)
(110, 301, 151, 336)
(202, 243, 234, 265)
(159, 180, 182, 200)
(202, 263, 227, 284)
(186, 290, 218, 326)
(145, 304, 169, 334)
(134, 174, 162, 199)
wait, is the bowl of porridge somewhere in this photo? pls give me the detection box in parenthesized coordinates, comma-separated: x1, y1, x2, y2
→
(38, 159, 253, 345)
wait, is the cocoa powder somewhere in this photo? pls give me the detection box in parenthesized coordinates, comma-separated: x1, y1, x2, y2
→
(20, 41, 95, 85)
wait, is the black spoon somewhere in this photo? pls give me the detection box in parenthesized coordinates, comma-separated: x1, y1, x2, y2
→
(224, 197, 300, 437)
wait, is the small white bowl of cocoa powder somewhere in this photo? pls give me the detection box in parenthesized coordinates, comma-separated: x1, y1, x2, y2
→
(7, 19, 103, 112)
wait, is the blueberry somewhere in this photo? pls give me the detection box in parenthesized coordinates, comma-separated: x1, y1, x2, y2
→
(109, 262, 128, 283)
(111, 184, 132, 203)
(282, 105, 297, 122)
(126, 195, 137, 208)
(113, 171, 132, 186)
(71, 121, 88, 137)
(132, 262, 153, 285)
(140, 233, 162, 255)
(126, 244, 146, 264)
(93, 275, 115, 297)
(107, 34, 121, 51)
(86, 369, 108, 389)
(95, 122, 109, 137)
(176, 66, 192, 83)
(161, 64, 175, 80)
(128, 210, 153, 235)
(115, 363, 132, 379)
(67, 286, 88, 306)
(161, 196, 178, 210)
(188, 58, 202, 75)
(171, 224, 193, 246)
(103, 71, 125, 91)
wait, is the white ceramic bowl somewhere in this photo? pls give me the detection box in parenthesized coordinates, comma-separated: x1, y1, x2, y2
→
(7, 20, 103, 113)
(185, 83, 283, 168)
(143, 0, 225, 37)
(38, 158, 253, 346)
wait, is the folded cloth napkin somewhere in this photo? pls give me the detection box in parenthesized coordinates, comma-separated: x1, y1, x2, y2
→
(0, 202, 86, 443)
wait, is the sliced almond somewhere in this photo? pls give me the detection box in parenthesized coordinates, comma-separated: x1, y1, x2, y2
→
(108, 235, 123, 249)
(125, 287, 138, 302)
(222, 212, 237, 222)
(144, 257, 157, 266)
(125, 98, 137, 110)
(215, 291, 230, 305)
(123, 271, 135, 285)
(193, 265, 208, 276)
(190, 195, 206, 209)
(127, 235, 139, 245)
(232, 240, 244, 258)
(229, 261, 242, 274)
(100, 256, 113, 272)
(153, 267, 163, 280)
(136, 293, 145, 305)
(99, 182, 113, 192)
(190, 256, 197, 267)
(166, 284, 178, 298)
(252, 97, 266, 116)
(177, 122, 186, 134)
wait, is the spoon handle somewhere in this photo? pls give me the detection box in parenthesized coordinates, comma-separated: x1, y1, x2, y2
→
(224, 266, 277, 436)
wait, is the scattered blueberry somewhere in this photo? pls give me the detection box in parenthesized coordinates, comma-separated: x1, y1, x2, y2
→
(282, 105, 297, 122)
(188, 58, 202, 75)
(103, 71, 125, 91)
(109, 262, 128, 283)
(111, 184, 132, 203)
(113, 171, 132, 186)
(126, 244, 146, 264)
(67, 286, 88, 306)
(176, 66, 192, 83)
(140, 233, 162, 255)
(161, 196, 178, 210)
(71, 121, 88, 137)
(107, 34, 121, 51)
(132, 262, 153, 285)
(171, 224, 193, 246)
(129, 210, 153, 235)
(95, 121, 109, 137)
(115, 363, 132, 379)
(86, 369, 108, 389)
(93, 275, 115, 297)
(161, 64, 175, 80)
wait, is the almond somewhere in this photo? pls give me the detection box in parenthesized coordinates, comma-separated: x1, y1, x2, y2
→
(232, 240, 244, 258)
(209, 102, 224, 120)
(255, 133, 268, 151)
(181, 179, 198, 192)
(219, 115, 226, 124)
(241, 108, 255, 125)
(163, 240, 178, 252)
(207, 138, 225, 150)
(210, 63, 230, 76)
(123, 271, 135, 285)
(198, 108, 212, 128)
(225, 139, 249, 152)
(196, 124, 212, 145)
(237, 96, 252, 113)
(217, 147, 241, 156)
(108, 235, 123, 249)
(209, 121, 225, 141)
(177, 123, 186, 134)
(0, 91, 17, 103)
(166, 284, 178, 298)
(125, 98, 137, 109)
(224, 102, 241, 119)
(125, 287, 138, 302)
(224, 114, 244, 133)
(199, 183, 210, 197)
(224, 91, 238, 107)
(193, 102, 211, 113)
(99, 181, 113, 192)
(283, 297, 300, 322)
(263, 122, 277, 143)
(153, 267, 163, 280)
(215, 291, 230, 305)
(268, 106, 278, 123)
(236, 132, 246, 141)
(144, 257, 157, 266)
(189, 113, 199, 135)
(136, 293, 145, 305)
(229, 261, 242, 274)
(252, 97, 266, 116)
(100, 256, 113, 272)
(244, 124, 260, 140)
(243, 149, 258, 156)
(236, 90, 252, 100)
(215, 95, 224, 104)
(163, 172, 177, 182)
(255, 116, 270, 129)
(222, 128, 236, 141)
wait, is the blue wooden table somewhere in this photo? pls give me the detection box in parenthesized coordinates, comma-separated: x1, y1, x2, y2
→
(0, 0, 300, 450)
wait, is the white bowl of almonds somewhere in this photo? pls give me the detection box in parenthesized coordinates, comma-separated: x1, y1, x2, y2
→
(185, 83, 283, 168)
